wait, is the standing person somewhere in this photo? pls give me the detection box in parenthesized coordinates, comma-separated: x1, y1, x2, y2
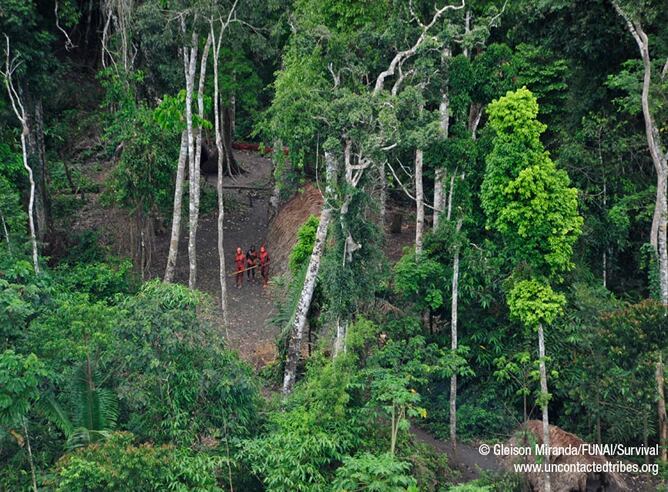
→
(234, 247, 246, 288)
(246, 246, 258, 282)
(259, 245, 270, 287)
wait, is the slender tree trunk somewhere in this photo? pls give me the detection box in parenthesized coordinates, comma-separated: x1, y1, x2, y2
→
(164, 131, 188, 282)
(379, 160, 387, 231)
(613, 3, 668, 304)
(656, 354, 668, 463)
(415, 149, 424, 255)
(187, 33, 212, 289)
(268, 139, 282, 221)
(212, 20, 229, 332)
(446, 173, 455, 221)
(434, 49, 450, 229)
(538, 323, 551, 492)
(283, 151, 336, 394)
(450, 218, 462, 447)
(334, 318, 347, 357)
(28, 96, 49, 242)
(183, 25, 199, 289)
(21, 132, 39, 273)
(658, 176, 668, 304)
(22, 419, 38, 492)
(433, 170, 445, 230)
(602, 176, 608, 289)
(222, 105, 239, 175)
(1, 209, 10, 253)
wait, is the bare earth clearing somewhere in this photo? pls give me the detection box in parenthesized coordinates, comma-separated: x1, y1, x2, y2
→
(148, 151, 277, 368)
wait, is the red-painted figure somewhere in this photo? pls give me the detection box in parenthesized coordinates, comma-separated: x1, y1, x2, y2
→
(234, 247, 246, 288)
(246, 246, 258, 282)
(259, 245, 270, 287)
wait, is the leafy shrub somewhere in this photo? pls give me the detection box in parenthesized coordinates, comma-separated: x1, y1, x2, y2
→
(111, 281, 259, 445)
(332, 452, 417, 491)
(53, 432, 223, 491)
(289, 215, 319, 273)
(56, 260, 135, 302)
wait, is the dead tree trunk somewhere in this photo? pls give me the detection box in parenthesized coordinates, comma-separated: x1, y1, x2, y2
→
(164, 130, 188, 282)
(283, 151, 336, 394)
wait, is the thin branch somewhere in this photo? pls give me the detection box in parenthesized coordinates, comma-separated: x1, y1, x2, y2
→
(387, 160, 441, 212)
(55, 0, 77, 50)
(373, 0, 465, 95)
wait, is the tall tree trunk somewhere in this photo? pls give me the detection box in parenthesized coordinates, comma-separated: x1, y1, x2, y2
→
(379, 159, 387, 231)
(187, 33, 212, 289)
(212, 20, 229, 331)
(434, 48, 450, 230)
(283, 151, 336, 394)
(164, 131, 188, 282)
(656, 354, 668, 463)
(20, 88, 49, 244)
(182, 25, 199, 289)
(446, 173, 455, 221)
(433, 170, 445, 230)
(538, 323, 552, 492)
(415, 149, 424, 255)
(22, 419, 38, 492)
(0, 209, 10, 254)
(22, 131, 39, 273)
(450, 218, 462, 447)
(613, 3, 668, 304)
(268, 139, 282, 221)
(222, 105, 240, 175)
(29, 96, 49, 242)
(657, 176, 668, 305)
(3, 43, 40, 273)
(334, 318, 346, 357)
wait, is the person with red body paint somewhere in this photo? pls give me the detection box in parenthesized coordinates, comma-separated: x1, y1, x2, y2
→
(259, 245, 270, 287)
(234, 247, 246, 288)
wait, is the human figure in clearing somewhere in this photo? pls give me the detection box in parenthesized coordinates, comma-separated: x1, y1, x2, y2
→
(234, 247, 246, 288)
(259, 245, 270, 287)
(246, 246, 258, 282)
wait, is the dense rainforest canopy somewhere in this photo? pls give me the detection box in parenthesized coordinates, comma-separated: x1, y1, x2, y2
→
(1, 0, 667, 491)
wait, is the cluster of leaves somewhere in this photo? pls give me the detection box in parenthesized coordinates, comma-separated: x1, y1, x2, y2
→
(0, 253, 260, 490)
(241, 317, 459, 491)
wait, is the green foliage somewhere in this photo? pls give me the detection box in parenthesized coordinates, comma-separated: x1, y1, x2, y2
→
(53, 432, 223, 491)
(42, 362, 119, 450)
(111, 281, 259, 445)
(0, 351, 46, 427)
(507, 280, 565, 328)
(497, 160, 582, 276)
(105, 105, 179, 216)
(332, 452, 417, 491)
(55, 260, 134, 302)
(289, 215, 319, 273)
(511, 44, 569, 119)
(482, 87, 582, 313)
(394, 251, 446, 311)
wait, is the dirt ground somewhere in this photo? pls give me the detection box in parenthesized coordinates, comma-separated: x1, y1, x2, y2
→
(148, 151, 278, 368)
